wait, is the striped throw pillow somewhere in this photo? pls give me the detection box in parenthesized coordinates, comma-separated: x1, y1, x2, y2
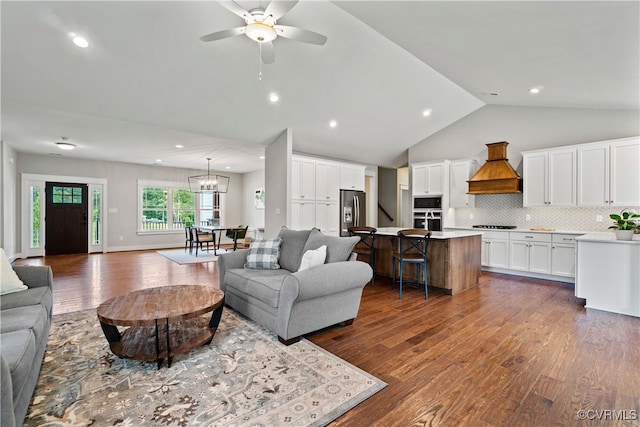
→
(244, 238, 282, 269)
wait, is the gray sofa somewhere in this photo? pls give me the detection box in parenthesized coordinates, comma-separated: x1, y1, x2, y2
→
(1, 266, 53, 427)
(218, 228, 372, 344)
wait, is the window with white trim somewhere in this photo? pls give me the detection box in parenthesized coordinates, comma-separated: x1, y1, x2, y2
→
(138, 180, 224, 233)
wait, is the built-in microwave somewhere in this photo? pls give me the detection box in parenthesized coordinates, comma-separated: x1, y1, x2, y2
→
(414, 197, 442, 209)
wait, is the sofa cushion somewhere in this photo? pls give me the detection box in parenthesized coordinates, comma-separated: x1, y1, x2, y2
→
(0, 248, 28, 295)
(0, 305, 50, 344)
(298, 245, 327, 272)
(225, 268, 291, 308)
(276, 227, 314, 272)
(244, 238, 282, 269)
(303, 229, 360, 263)
(0, 286, 53, 314)
(0, 329, 37, 403)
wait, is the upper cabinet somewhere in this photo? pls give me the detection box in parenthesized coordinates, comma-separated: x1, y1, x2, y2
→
(577, 137, 640, 206)
(412, 161, 449, 196)
(449, 160, 477, 208)
(291, 157, 316, 200)
(316, 160, 340, 201)
(523, 148, 576, 207)
(339, 163, 366, 192)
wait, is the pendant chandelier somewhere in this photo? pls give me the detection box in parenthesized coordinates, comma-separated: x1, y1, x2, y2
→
(188, 158, 230, 194)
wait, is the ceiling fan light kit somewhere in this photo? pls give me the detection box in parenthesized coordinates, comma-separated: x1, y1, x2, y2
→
(245, 22, 277, 43)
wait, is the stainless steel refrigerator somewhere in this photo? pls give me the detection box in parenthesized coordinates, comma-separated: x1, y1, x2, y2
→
(340, 190, 366, 236)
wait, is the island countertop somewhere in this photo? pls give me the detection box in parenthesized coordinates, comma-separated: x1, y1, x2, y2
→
(375, 227, 483, 239)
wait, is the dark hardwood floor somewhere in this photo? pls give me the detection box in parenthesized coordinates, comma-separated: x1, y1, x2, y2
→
(15, 251, 640, 427)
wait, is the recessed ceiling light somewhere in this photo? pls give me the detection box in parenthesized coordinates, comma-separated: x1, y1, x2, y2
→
(156, 159, 162, 163)
(55, 142, 76, 150)
(69, 33, 89, 48)
(529, 87, 542, 95)
(175, 144, 184, 148)
(422, 108, 433, 117)
(226, 166, 231, 169)
(329, 120, 337, 128)
(269, 92, 279, 103)
(259, 156, 265, 159)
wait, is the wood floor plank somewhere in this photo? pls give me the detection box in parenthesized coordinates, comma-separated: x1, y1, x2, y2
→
(15, 251, 640, 427)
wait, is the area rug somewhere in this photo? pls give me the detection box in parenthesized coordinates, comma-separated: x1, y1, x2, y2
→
(157, 248, 221, 264)
(26, 308, 386, 426)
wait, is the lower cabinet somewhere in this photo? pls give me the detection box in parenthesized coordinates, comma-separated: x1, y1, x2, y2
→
(291, 201, 315, 230)
(481, 231, 509, 268)
(551, 234, 577, 277)
(473, 229, 580, 282)
(315, 202, 339, 236)
(509, 232, 552, 274)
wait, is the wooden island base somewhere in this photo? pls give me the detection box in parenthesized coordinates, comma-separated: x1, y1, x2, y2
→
(372, 229, 482, 295)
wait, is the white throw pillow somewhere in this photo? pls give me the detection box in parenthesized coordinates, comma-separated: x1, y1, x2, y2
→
(297, 245, 327, 272)
(0, 248, 28, 295)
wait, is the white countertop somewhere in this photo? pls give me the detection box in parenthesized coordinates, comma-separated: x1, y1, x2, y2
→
(445, 226, 585, 235)
(375, 227, 482, 239)
(576, 232, 640, 244)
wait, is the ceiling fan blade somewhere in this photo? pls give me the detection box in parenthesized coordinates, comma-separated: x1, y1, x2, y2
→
(264, 1, 298, 22)
(260, 42, 275, 64)
(274, 25, 327, 46)
(199, 27, 245, 42)
(218, 1, 253, 21)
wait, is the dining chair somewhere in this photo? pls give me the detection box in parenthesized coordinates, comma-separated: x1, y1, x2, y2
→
(191, 227, 216, 256)
(348, 226, 377, 286)
(392, 228, 431, 299)
(225, 225, 249, 251)
(184, 226, 193, 253)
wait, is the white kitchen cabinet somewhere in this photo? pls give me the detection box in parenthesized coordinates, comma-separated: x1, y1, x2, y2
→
(509, 232, 551, 274)
(292, 156, 316, 200)
(522, 148, 576, 207)
(339, 163, 365, 191)
(449, 160, 477, 208)
(291, 200, 315, 230)
(551, 234, 578, 277)
(577, 137, 640, 206)
(412, 161, 448, 196)
(315, 160, 340, 201)
(480, 231, 509, 268)
(315, 201, 339, 235)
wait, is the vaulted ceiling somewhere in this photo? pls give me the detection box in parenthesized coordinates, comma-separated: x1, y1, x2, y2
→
(2, 1, 638, 173)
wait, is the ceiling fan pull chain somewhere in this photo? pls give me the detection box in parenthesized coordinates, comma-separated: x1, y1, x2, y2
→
(258, 44, 263, 82)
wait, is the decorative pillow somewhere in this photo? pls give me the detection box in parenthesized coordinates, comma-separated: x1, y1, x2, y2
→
(302, 229, 360, 264)
(297, 245, 327, 272)
(276, 226, 315, 272)
(244, 238, 282, 270)
(0, 248, 28, 295)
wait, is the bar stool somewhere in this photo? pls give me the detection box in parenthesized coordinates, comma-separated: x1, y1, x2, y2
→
(348, 226, 377, 286)
(392, 228, 431, 299)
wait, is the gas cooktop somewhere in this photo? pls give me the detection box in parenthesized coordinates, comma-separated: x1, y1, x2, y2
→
(472, 225, 517, 229)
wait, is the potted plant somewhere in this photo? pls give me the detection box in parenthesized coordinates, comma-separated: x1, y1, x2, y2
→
(608, 209, 640, 240)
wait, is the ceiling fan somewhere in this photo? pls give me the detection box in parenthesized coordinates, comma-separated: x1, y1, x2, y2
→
(199, 0, 327, 64)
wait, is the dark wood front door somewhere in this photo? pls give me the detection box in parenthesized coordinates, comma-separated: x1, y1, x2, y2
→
(45, 182, 89, 255)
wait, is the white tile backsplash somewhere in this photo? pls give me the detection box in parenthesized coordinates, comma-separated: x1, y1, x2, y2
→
(453, 193, 640, 231)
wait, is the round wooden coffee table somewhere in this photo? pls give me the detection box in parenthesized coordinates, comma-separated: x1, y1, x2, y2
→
(97, 285, 224, 368)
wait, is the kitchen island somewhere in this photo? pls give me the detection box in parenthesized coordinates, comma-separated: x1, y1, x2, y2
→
(576, 232, 640, 317)
(373, 228, 482, 295)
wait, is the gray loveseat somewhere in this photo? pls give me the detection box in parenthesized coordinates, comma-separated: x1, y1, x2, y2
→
(218, 228, 372, 344)
(1, 265, 53, 427)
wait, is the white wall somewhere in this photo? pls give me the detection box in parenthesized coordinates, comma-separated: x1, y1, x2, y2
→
(264, 129, 292, 238)
(409, 105, 640, 169)
(1, 142, 18, 258)
(242, 169, 265, 233)
(15, 153, 243, 252)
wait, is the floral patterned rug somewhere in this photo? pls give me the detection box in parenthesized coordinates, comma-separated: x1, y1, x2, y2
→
(26, 308, 385, 426)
